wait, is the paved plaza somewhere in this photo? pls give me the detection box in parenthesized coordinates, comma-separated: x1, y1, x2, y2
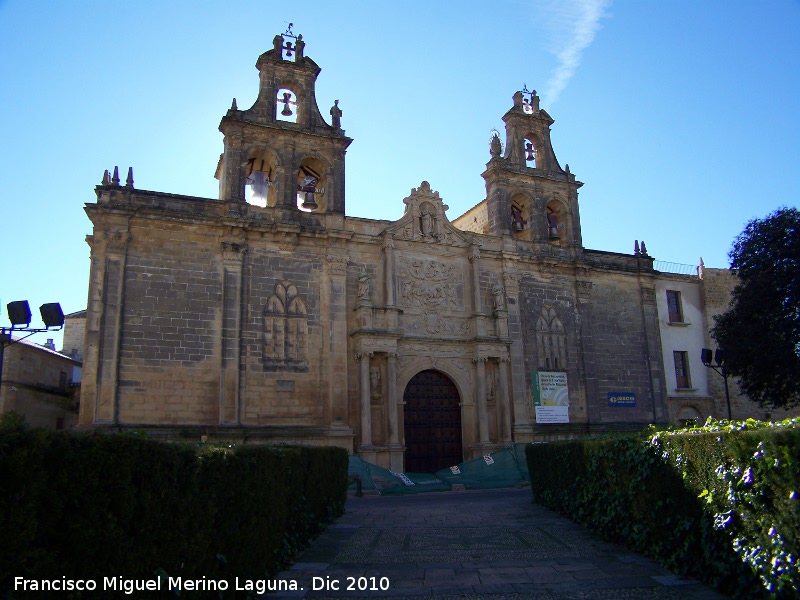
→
(271, 487, 727, 599)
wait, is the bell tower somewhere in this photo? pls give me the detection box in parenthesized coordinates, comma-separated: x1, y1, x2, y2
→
(216, 26, 352, 215)
(483, 89, 583, 255)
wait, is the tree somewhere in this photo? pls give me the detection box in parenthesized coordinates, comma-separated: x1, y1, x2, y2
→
(712, 207, 800, 409)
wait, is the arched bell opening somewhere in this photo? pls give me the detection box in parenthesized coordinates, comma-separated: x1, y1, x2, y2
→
(276, 87, 298, 123)
(296, 156, 327, 212)
(546, 198, 568, 244)
(524, 133, 543, 169)
(245, 150, 279, 207)
(402, 369, 463, 473)
(510, 192, 530, 237)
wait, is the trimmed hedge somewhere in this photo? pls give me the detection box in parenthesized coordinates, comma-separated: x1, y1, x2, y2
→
(526, 419, 800, 599)
(0, 416, 348, 597)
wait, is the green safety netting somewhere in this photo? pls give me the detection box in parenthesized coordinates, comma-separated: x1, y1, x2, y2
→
(348, 445, 530, 495)
(435, 447, 526, 490)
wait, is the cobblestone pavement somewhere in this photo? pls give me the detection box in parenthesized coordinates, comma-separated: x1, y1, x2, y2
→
(270, 488, 727, 599)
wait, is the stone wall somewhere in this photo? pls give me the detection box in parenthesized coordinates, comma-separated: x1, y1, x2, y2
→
(700, 267, 800, 420)
(0, 340, 80, 429)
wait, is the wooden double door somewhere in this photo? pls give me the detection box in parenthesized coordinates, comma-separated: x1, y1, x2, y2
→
(403, 370, 463, 473)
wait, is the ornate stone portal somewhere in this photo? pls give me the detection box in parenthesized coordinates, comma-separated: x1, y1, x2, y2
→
(80, 30, 669, 470)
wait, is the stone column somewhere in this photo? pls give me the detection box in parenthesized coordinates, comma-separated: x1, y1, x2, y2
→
(358, 351, 374, 449)
(497, 357, 512, 442)
(474, 356, 490, 444)
(220, 240, 245, 424)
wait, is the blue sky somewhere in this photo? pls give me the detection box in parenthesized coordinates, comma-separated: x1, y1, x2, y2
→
(1, 0, 798, 347)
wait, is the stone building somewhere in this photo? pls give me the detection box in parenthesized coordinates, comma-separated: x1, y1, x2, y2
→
(79, 30, 726, 471)
(0, 336, 81, 430)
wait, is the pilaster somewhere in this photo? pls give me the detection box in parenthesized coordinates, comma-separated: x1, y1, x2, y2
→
(327, 254, 350, 426)
(220, 239, 246, 424)
(497, 357, 512, 442)
(502, 271, 530, 434)
(473, 356, 490, 445)
(357, 351, 375, 452)
(576, 280, 599, 423)
(469, 242, 486, 337)
(90, 228, 130, 424)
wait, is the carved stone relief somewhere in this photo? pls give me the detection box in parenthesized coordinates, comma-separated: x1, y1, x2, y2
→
(263, 280, 309, 372)
(535, 304, 567, 372)
(400, 313, 469, 338)
(398, 257, 463, 310)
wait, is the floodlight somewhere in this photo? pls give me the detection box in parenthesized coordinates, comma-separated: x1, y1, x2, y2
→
(7, 300, 32, 326)
(714, 348, 724, 366)
(40, 303, 65, 329)
(700, 348, 712, 366)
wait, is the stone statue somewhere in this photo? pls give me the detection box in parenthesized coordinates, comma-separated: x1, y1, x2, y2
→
(357, 268, 371, 301)
(492, 283, 505, 310)
(330, 100, 342, 129)
(370, 365, 382, 399)
(420, 209, 433, 237)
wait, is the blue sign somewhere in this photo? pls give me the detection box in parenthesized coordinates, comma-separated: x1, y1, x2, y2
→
(608, 392, 636, 407)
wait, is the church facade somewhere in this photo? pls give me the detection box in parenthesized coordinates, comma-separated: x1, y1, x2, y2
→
(79, 31, 676, 472)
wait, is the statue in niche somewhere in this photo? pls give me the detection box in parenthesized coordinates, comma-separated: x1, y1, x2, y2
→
(492, 283, 506, 310)
(370, 365, 382, 399)
(420, 209, 433, 237)
(357, 268, 371, 302)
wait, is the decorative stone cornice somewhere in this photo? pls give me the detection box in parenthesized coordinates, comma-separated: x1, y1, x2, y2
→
(469, 243, 481, 262)
(327, 254, 349, 275)
(103, 229, 131, 253)
(576, 280, 593, 299)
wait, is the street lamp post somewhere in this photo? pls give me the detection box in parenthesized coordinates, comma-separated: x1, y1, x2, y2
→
(701, 347, 732, 420)
(0, 300, 65, 399)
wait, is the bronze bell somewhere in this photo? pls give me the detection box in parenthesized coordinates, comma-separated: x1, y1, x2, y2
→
(547, 214, 560, 239)
(525, 142, 535, 162)
(301, 192, 318, 210)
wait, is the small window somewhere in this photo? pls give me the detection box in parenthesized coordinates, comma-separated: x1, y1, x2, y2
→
(673, 351, 690, 389)
(666, 290, 683, 323)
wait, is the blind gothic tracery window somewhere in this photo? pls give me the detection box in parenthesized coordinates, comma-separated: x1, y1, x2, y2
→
(264, 280, 309, 371)
(535, 304, 566, 371)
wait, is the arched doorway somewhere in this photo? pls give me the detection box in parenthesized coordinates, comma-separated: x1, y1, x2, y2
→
(403, 370, 463, 473)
